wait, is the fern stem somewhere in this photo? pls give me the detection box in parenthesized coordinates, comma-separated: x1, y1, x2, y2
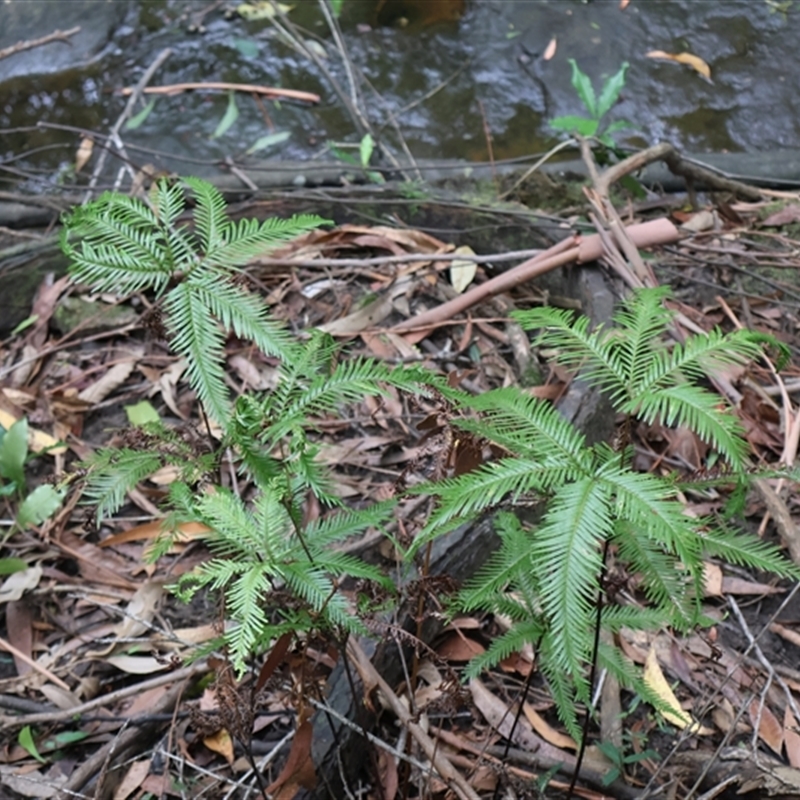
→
(567, 535, 610, 800)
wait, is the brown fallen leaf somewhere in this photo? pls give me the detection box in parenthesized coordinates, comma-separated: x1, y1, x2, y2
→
(785, 706, 800, 768)
(543, 36, 557, 61)
(523, 702, 577, 751)
(646, 50, 711, 81)
(749, 699, 784, 755)
(265, 719, 316, 799)
(75, 136, 94, 172)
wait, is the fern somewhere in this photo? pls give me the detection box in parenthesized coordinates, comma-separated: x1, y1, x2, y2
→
(419, 287, 800, 738)
(62, 178, 324, 428)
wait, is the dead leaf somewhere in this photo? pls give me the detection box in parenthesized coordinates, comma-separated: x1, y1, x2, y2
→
(762, 204, 800, 227)
(265, 720, 316, 799)
(5, 600, 34, 676)
(523, 702, 577, 750)
(106, 655, 170, 674)
(78, 357, 138, 405)
(646, 50, 711, 81)
(620, 0, 630, 8)
(643, 645, 713, 734)
(543, 37, 557, 61)
(436, 632, 485, 661)
(703, 562, 723, 596)
(0, 566, 43, 604)
(784, 706, 800, 768)
(749, 699, 783, 755)
(449, 245, 478, 293)
(113, 759, 151, 800)
(0, 407, 66, 455)
(204, 728, 235, 765)
(100, 520, 211, 548)
(75, 136, 94, 172)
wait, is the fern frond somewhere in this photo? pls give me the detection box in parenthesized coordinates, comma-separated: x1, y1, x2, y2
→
(633, 328, 763, 396)
(82, 449, 164, 521)
(627, 383, 747, 467)
(182, 176, 231, 255)
(460, 387, 591, 467)
(462, 620, 545, 679)
(700, 524, 800, 579)
(164, 282, 231, 425)
(416, 457, 583, 533)
(514, 306, 628, 397)
(225, 564, 272, 668)
(613, 522, 695, 622)
(196, 214, 328, 276)
(186, 273, 296, 359)
(533, 477, 610, 688)
(304, 502, 396, 549)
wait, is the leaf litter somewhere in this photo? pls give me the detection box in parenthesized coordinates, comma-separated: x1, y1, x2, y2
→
(5, 192, 800, 798)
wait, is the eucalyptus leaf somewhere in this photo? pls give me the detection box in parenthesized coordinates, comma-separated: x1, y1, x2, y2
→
(0, 557, 29, 576)
(359, 133, 375, 168)
(125, 400, 160, 426)
(125, 98, 156, 131)
(245, 130, 291, 154)
(212, 91, 239, 139)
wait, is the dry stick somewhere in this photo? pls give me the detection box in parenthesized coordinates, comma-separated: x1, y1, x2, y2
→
(120, 81, 320, 103)
(1, 659, 208, 730)
(0, 26, 80, 60)
(0, 637, 71, 692)
(346, 638, 482, 800)
(390, 218, 682, 334)
(59, 669, 198, 797)
(595, 141, 764, 202)
(85, 47, 172, 202)
(256, 247, 546, 270)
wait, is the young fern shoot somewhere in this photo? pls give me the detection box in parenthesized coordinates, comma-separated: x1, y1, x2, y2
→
(415, 287, 798, 739)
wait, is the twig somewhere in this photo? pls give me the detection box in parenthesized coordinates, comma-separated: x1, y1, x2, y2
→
(346, 638, 482, 800)
(1, 659, 208, 729)
(391, 219, 681, 334)
(0, 636, 71, 692)
(255, 246, 546, 270)
(121, 81, 320, 103)
(0, 26, 80, 61)
(85, 47, 172, 202)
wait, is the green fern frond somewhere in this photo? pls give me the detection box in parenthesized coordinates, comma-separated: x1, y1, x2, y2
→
(416, 457, 582, 533)
(225, 565, 272, 667)
(533, 477, 610, 686)
(182, 176, 231, 254)
(514, 306, 628, 396)
(700, 524, 800, 579)
(164, 282, 231, 425)
(82, 449, 164, 521)
(627, 383, 747, 466)
(186, 273, 295, 359)
(304, 502, 396, 549)
(462, 620, 545, 679)
(460, 387, 591, 466)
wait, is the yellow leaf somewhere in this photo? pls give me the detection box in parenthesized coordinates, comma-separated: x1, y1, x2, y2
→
(646, 50, 711, 81)
(0, 409, 66, 455)
(643, 646, 713, 734)
(235, 1, 293, 20)
(204, 728, 235, 764)
(449, 246, 477, 294)
(75, 136, 94, 173)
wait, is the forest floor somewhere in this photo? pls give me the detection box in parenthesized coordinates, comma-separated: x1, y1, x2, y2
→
(4, 177, 800, 800)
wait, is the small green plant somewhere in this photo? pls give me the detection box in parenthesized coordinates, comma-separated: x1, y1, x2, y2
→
(550, 59, 631, 148)
(413, 287, 797, 738)
(0, 418, 65, 535)
(62, 178, 425, 670)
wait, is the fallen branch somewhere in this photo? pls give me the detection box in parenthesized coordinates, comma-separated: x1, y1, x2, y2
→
(347, 638, 482, 800)
(391, 218, 681, 334)
(121, 81, 320, 104)
(0, 26, 80, 61)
